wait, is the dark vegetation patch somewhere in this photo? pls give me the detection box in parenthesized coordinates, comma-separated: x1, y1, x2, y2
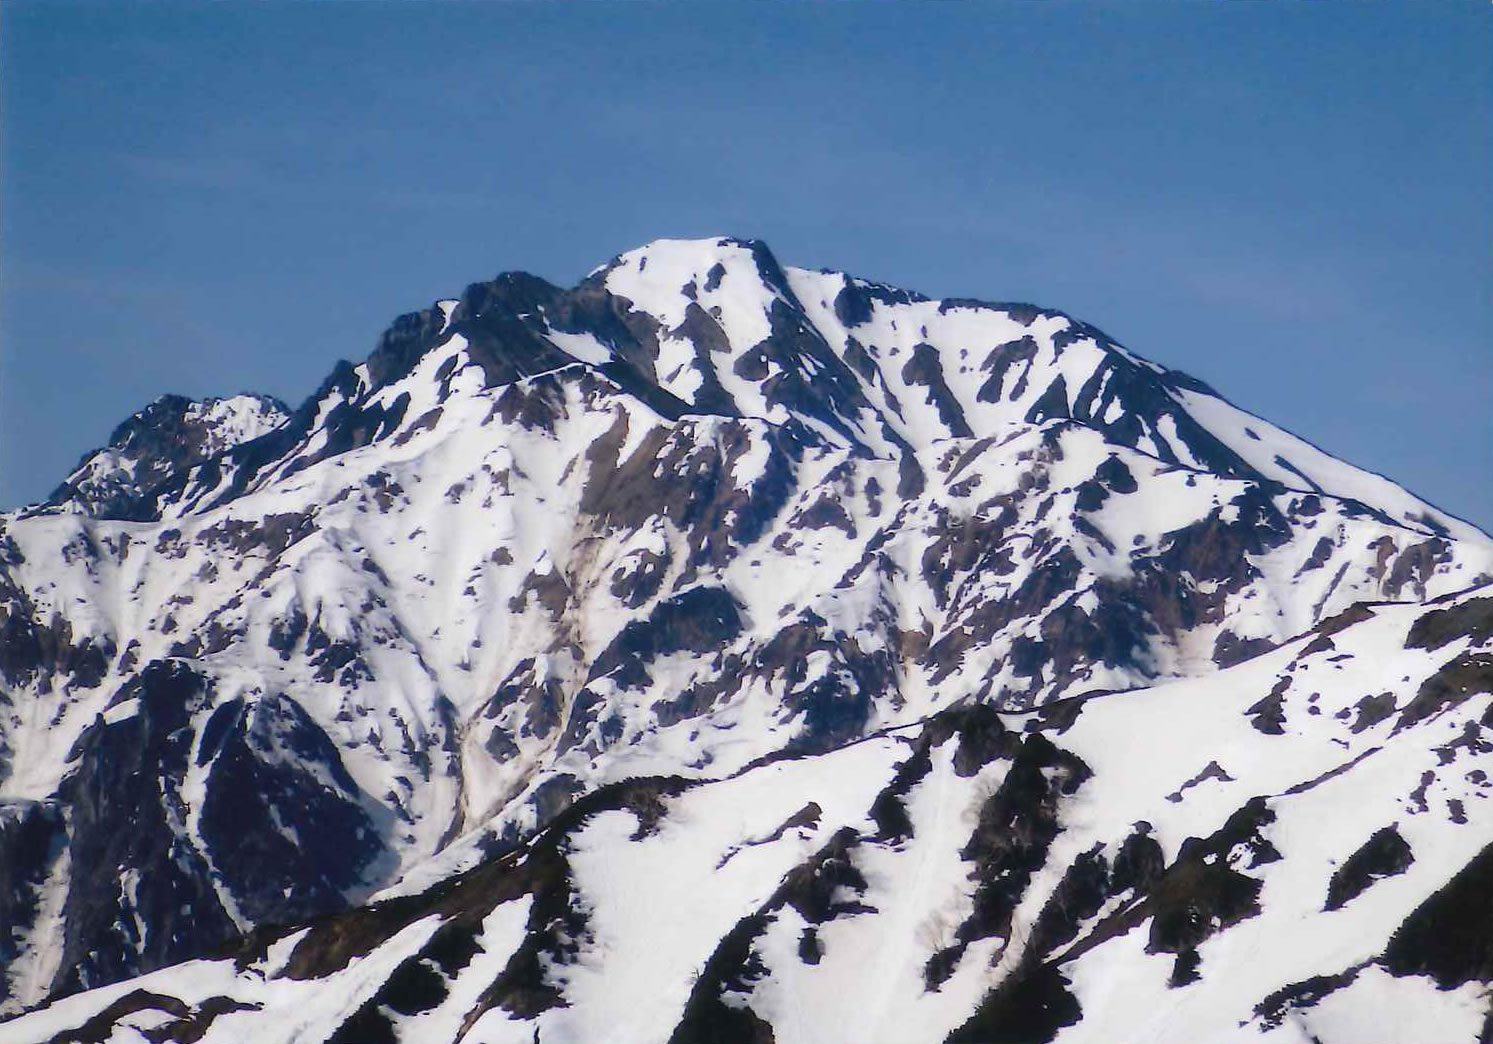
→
(944, 962, 1081, 1044)
(666, 907, 778, 1044)
(1213, 630, 1275, 668)
(1281, 746, 1383, 797)
(211, 776, 690, 1043)
(1382, 840, 1493, 988)
(717, 803, 823, 870)
(145, 996, 263, 1044)
(1165, 760, 1235, 804)
(945, 823, 1163, 1044)
(1326, 827, 1413, 911)
(1246, 677, 1291, 735)
(1351, 691, 1397, 733)
(1394, 653, 1493, 733)
(45, 989, 189, 1044)
(924, 733, 1091, 989)
(1049, 802, 1279, 997)
(326, 955, 450, 1044)
(1407, 597, 1493, 652)
(670, 828, 874, 1044)
(870, 745, 934, 844)
(949, 703, 1016, 774)
(1315, 601, 1378, 639)
(1253, 966, 1365, 1032)
(1026, 845, 1110, 957)
(1145, 799, 1277, 983)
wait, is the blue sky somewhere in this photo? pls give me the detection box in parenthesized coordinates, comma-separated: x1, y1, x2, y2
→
(3, 3, 1490, 530)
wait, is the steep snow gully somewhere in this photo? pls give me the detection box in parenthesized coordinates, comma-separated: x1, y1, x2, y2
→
(2, 238, 1491, 1043)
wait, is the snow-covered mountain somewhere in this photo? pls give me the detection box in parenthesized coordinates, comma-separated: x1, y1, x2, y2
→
(47, 393, 291, 519)
(2, 237, 1490, 1041)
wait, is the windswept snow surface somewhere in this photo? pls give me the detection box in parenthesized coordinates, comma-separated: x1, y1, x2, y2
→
(1, 237, 1491, 1041)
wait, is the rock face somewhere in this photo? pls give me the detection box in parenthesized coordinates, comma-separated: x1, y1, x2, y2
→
(1, 237, 1491, 1041)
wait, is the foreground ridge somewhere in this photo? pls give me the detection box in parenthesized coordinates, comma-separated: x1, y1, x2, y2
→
(7, 590, 1493, 1043)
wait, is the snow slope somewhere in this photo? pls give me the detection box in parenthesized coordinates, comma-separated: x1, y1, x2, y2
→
(5, 587, 1492, 1043)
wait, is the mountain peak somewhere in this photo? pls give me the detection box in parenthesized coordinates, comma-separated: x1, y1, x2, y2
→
(3, 240, 1493, 1037)
(45, 392, 290, 518)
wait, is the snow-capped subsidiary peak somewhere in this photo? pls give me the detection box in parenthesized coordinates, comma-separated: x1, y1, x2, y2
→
(1, 238, 1492, 1041)
(46, 392, 291, 519)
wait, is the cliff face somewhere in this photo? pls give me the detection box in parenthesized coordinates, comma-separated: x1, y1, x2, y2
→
(1, 238, 1490, 1042)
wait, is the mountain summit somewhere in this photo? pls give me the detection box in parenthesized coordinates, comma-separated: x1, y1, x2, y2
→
(2, 238, 1491, 1042)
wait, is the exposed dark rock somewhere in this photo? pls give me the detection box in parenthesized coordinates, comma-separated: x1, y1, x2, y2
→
(977, 337, 1040, 404)
(53, 661, 238, 996)
(901, 343, 973, 438)
(1295, 535, 1336, 577)
(5, 237, 1490, 1038)
(197, 693, 388, 926)
(0, 800, 65, 1008)
(587, 586, 743, 691)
